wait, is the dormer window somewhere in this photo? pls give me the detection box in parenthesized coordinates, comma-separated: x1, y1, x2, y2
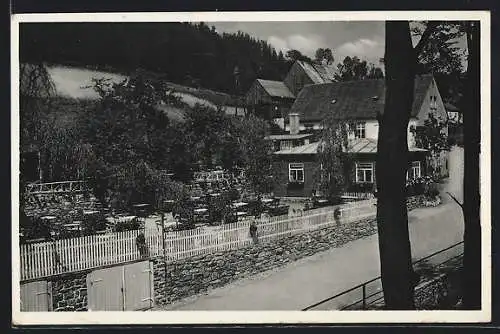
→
(355, 122, 366, 139)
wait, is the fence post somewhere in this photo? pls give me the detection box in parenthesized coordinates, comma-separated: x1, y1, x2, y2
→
(362, 284, 367, 309)
(161, 212, 167, 276)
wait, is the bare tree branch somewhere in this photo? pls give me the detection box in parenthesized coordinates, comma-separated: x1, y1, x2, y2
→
(414, 21, 440, 57)
(446, 191, 464, 209)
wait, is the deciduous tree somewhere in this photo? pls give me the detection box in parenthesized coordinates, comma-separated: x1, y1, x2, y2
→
(315, 118, 352, 201)
(461, 20, 481, 310)
(335, 56, 384, 81)
(285, 49, 313, 63)
(413, 20, 481, 309)
(85, 72, 193, 209)
(233, 115, 274, 198)
(314, 48, 334, 65)
(376, 20, 438, 309)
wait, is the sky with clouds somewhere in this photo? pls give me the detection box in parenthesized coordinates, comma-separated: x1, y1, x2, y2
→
(208, 21, 386, 67)
(208, 21, 468, 70)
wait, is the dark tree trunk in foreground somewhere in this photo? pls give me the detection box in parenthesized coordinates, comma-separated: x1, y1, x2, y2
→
(462, 21, 481, 309)
(376, 21, 416, 309)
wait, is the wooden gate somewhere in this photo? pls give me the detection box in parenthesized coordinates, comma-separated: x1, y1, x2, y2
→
(87, 261, 154, 311)
(20, 281, 53, 311)
(87, 266, 123, 311)
(123, 261, 154, 311)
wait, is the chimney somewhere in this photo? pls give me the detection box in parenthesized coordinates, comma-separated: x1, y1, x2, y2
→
(289, 113, 300, 135)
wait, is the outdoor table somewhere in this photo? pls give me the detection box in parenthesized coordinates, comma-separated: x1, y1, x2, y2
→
(133, 204, 150, 208)
(133, 203, 151, 217)
(232, 202, 248, 208)
(83, 210, 99, 215)
(236, 211, 248, 216)
(210, 193, 221, 197)
(317, 199, 329, 204)
(115, 215, 137, 223)
(261, 198, 275, 204)
(194, 208, 208, 213)
(41, 216, 57, 220)
(27, 238, 46, 243)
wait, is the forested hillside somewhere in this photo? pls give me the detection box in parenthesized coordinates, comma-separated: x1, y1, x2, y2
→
(20, 22, 291, 94)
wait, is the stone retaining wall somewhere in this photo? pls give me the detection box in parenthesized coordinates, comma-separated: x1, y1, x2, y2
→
(50, 270, 90, 311)
(153, 217, 378, 305)
(414, 267, 462, 310)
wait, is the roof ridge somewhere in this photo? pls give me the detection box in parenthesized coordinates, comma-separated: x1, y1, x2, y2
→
(302, 73, 434, 88)
(257, 78, 283, 83)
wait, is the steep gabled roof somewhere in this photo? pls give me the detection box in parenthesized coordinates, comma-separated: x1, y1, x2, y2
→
(256, 79, 295, 99)
(289, 74, 435, 121)
(297, 60, 336, 84)
(311, 62, 337, 82)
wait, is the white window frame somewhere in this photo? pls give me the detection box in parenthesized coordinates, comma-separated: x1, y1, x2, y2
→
(355, 122, 366, 139)
(355, 162, 374, 183)
(280, 140, 293, 151)
(430, 95, 438, 111)
(407, 161, 421, 180)
(289, 163, 305, 183)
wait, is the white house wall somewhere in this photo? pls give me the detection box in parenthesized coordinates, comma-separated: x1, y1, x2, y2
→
(407, 119, 418, 147)
(364, 120, 378, 140)
(415, 78, 449, 135)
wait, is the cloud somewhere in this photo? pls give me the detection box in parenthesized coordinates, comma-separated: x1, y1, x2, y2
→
(267, 36, 289, 53)
(267, 34, 325, 56)
(337, 38, 378, 54)
(336, 38, 384, 65)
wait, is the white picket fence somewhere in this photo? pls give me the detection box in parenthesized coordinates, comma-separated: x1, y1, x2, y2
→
(20, 199, 376, 281)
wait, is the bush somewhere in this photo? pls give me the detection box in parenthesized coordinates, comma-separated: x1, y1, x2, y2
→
(114, 217, 141, 232)
(81, 212, 107, 234)
(227, 187, 240, 202)
(406, 176, 441, 198)
(247, 199, 265, 217)
(207, 191, 238, 224)
(347, 182, 375, 193)
(21, 215, 52, 241)
(424, 182, 440, 198)
(406, 176, 433, 197)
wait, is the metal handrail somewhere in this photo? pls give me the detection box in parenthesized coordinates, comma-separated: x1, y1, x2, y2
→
(339, 252, 465, 310)
(302, 241, 464, 311)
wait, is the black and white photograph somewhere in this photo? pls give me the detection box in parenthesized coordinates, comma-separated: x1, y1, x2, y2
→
(11, 11, 491, 325)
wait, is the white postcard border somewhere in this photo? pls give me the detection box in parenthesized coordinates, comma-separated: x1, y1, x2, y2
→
(11, 10, 492, 325)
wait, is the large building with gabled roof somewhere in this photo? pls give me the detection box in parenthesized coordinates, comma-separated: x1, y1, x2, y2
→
(271, 74, 449, 199)
(244, 60, 337, 128)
